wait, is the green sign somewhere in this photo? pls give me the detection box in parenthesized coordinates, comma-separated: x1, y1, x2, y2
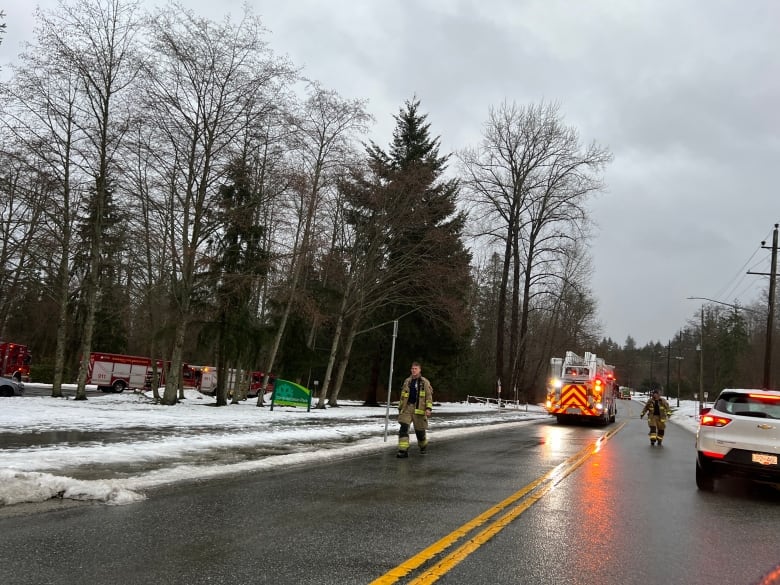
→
(270, 379, 312, 411)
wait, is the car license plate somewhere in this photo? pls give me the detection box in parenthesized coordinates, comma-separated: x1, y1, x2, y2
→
(752, 453, 777, 466)
(566, 407, 580, 414)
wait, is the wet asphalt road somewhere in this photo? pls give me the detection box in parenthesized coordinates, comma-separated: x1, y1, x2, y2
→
(0, 400, 778, 585)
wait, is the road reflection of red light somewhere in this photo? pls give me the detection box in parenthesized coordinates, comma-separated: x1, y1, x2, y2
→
(539, 425, 570, 460)
(754, 563, 780, 585)
(565, 433, 616, 574)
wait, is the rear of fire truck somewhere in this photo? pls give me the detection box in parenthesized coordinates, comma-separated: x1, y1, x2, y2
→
(545, 351, 617, 425)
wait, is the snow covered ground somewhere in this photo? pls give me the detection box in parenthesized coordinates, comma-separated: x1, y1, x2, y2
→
(0, 386, 700, 507)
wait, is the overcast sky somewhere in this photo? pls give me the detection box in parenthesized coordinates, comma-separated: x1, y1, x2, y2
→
(2, 0, 779, 346)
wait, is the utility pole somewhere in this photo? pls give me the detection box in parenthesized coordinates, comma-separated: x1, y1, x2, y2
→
(748, 223, 778, 389)
(666, 341, 671, 400)
(699, 305, 704, 413)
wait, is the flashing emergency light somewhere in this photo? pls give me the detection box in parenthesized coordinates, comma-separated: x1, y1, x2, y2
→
(552, 378, 563, 388)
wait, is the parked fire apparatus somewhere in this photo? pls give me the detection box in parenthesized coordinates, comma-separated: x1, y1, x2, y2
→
(545, 351, 618, 424)
(193, 367, 274, 398)
(0, 340, 32, 382)
(86, 352, 201, 393)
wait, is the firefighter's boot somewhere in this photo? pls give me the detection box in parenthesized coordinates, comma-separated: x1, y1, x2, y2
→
(649, 426, 657, 446)
(416, 430, 428, 454)
(397, 424, 410, 458)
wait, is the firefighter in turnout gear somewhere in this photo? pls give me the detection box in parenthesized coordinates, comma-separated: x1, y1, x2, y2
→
(397, 362, 433, 458)
(640, 389, 672, 445)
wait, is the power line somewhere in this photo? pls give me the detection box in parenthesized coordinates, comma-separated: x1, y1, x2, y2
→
(714, 243, 764, 301)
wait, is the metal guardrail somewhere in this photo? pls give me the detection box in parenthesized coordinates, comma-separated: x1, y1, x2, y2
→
(466, 395, 529, 411)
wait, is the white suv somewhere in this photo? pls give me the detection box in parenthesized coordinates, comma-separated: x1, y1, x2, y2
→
(695, 388, 780, 491)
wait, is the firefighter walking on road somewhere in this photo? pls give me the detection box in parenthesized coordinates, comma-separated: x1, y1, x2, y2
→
(397, 361, 433, 458)
(640, 389, 672, 446)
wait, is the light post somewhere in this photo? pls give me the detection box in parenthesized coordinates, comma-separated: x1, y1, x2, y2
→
(666, 341, 671, 401)
(383, 319, 399, 442)
(649, 348, 663, 393)
(379, 308, 420, 442)
(649, 352, 655, 392)
(674, 356, 683, 407)
(688, 296, 767, 398)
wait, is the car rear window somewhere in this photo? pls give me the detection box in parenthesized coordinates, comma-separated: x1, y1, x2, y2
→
(714, 392, 780, 419)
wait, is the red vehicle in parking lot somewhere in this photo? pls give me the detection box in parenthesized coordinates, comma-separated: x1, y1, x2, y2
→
(248, 371, 275, 397)
(0, 340, 31, 382)
(86, 352, 201, 393)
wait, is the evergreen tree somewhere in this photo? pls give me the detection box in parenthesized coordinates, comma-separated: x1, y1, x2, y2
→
(72, 179, 130, 353)
(206, 158, 269, 405)
(362, 98, 472, 396)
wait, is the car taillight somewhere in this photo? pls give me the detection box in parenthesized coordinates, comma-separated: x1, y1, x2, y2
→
(700, 414, 732, 427)
(700, 450, 726, 459)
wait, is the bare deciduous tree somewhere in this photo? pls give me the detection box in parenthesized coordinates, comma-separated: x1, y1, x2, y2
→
(1, 45, 87, 397)
(256, 82, 371, 406)
(142, 2, 296, 405)
(460, 101, 611, 395)
(15, 0, 142, 400)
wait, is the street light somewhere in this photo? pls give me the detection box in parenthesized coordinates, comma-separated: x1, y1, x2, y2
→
(378, 308, 420, 442)
(674, 356, 683, 407)
(649, 348, 663, 393)
(687, 295, 768, 399)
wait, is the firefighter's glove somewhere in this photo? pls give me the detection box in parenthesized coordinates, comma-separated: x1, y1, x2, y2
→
(425, 408, 432, 418)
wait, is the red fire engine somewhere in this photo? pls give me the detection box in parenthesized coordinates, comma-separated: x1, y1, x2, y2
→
(545, 351, 618, 425)
(86, 352, 201, 393)
(0, 341, 32, 382)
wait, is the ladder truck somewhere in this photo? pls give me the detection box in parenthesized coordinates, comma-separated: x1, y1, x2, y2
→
(545, 351, 618, 425)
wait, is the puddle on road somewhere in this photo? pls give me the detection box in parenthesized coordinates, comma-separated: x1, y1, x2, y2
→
(0, 426, 218, 449)
(0, 429, 151, 449)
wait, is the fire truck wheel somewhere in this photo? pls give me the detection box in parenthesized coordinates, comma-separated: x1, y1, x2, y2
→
(112, 380, 127, 394)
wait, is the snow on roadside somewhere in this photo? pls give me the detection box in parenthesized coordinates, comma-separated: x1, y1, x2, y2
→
(0, 388, 550, 506)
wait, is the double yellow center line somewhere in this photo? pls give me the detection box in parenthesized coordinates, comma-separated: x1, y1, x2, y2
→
(371, 422, 626, 585)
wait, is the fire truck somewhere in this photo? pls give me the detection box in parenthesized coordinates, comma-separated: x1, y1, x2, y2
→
(0, 341, 32, 382)
(193, 367, 275, 398)
(86, 352, 201, 393)
(545, 351, 618, 424)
